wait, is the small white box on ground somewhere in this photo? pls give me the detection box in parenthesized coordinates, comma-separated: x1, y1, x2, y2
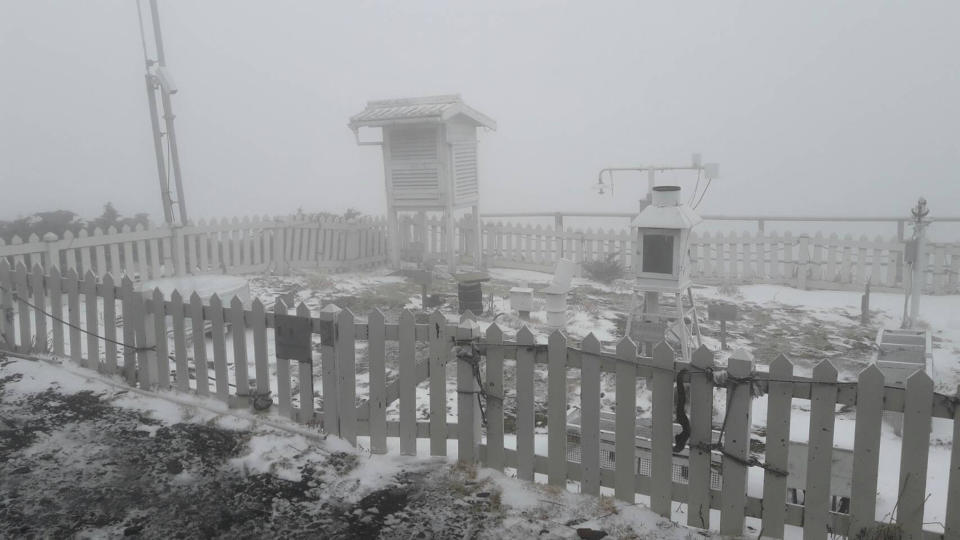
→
(546, 310, 566, 328)
(509, 287, 534, 312)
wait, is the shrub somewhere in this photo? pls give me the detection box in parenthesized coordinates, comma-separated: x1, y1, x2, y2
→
(582, 252, 625, 284)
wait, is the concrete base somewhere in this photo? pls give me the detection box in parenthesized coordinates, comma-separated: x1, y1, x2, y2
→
(138, 275, 251, 305)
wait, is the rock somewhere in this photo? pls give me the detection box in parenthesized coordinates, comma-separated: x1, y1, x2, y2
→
(576, 528, 608, 540)
(476, 492, 490, 498)
(123, 525, 143, 536)
(165, 459, 183, 475)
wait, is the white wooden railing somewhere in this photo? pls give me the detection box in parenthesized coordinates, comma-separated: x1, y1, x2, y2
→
(0, 214, 389, 280)
(1, 262, 958, 539)
(398, 215, 960, 294)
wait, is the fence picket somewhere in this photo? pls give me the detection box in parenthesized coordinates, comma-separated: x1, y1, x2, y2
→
(120, 276, 136, 384)
(849, 364, 884, 537)
(66, 268, 82, 364)
(79, 231, 92, 275)
(414, 311, 440, 456)
(871, 238, 883, 285)
(429, 311, 448, 456)
(548, 330, 566, 486)
(209, 294, 229, 402)
(152, 288, 169, 387)
(457, 314, 481, 463)
(134, 288, 151, 388)
(190, 292, 209, 396)
(0, 260, 14, 350)
(228, 296, 249, 405)
(615, 337, 637, 502)
(170, 291, 189, 391)
(516, 326, 536, 481)
(803, 359, 838, 540)
(687, 345, 715, 529)
(368, 309, 387, 454)
(337, 308, 357, 444)
(762, 354, 794, 538)
(650, 342, 675, 517)
(149, 237, 161, 279)
(94, 232, 107, 278)
(719, 349, 754, 535)
(15, 263, 30, 352)
(580, 333, 601, 495)
(251, 298, 269, 401)
(399, 309, 416, 455)
(485, 323, 505, 471)
(82, 271, 99, 370)
(48, 266, 65, 356)
(294, 302, 314, 423)
(274, 297, 292, 418)
(896, 370, 933, 539)
(109, 234, 121, 277)
(30, 265, 47, 353)
(320, 304, 340, 435)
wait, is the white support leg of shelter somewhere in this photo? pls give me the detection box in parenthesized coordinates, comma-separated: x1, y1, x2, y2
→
(472, 205, 482, 270)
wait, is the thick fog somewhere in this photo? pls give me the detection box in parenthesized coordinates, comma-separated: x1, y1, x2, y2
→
(1, 1, 958, 224)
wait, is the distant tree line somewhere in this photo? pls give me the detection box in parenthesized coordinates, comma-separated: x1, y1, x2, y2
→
(0, 203, 150, 242)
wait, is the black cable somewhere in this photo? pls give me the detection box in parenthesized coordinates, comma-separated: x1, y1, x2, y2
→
(673, 369, 690, 452)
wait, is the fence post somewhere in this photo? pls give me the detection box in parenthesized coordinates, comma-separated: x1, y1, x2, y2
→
(719, 348, 755, 536)
(457, 314, 481, 463)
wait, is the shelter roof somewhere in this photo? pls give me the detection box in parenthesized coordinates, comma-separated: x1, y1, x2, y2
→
(349, 95, 496, 130)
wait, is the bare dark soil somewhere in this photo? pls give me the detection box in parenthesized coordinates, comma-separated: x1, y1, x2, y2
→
(0, 363, 501, 539)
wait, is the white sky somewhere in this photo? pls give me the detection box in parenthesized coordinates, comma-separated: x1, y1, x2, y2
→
(1, 1, 958, 223)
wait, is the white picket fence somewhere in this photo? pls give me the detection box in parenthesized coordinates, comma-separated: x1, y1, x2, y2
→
(0, 214, 388, 280)
(399, 215, 960, 294)
(1, 261, 958, 539)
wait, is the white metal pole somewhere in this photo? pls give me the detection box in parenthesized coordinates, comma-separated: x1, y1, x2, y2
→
(910, 223, 926, 327)
(149, 0, 188, 226)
